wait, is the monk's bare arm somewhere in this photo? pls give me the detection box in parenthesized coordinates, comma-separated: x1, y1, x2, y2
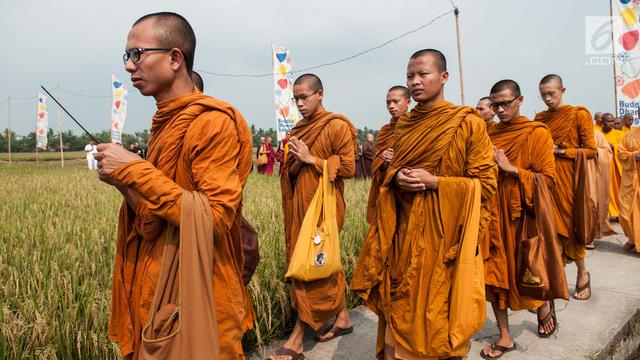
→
(561, 110, 597, 159)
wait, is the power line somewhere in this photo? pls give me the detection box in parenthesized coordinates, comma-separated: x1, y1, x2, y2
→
(59, 87, 111, 98)
(196, 9, 455, 78)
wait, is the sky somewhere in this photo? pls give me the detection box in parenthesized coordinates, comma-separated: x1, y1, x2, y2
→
(0, 0, 615, 136)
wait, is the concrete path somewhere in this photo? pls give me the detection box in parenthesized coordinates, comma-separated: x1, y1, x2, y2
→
(249, 224, 640, 359)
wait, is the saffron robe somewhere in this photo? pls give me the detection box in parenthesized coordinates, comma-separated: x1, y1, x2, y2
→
(280, 110, 357, 329)
(589, 131, 616, 239)
(107, 91, 254, 360)
(619, 128, 640, 251)
(366, 118, 398, 224)
(361, 140, 375, 178)
(604, 129, 625, 217)
(351, 101, 497, 358)
(485, 117, 556, 310)
(534, 105, 597, 261)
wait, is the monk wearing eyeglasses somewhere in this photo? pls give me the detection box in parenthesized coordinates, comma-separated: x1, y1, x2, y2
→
(273, 73, 357, 360)
(95, 12, 253, 359)
(534, 74, 597, 301)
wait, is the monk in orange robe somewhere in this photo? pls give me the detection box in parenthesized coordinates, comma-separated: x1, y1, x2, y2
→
(95, 13, 253, 359)
(589, 128, 616, 242)
(366, 85, 411, 224)
(534, 74, 597, 300)
(476, 96, 498, 131)
(622, 113, 634, 133)
(602, 113, 625, 218)
(273, 74, 357, 360)
(482, 80, 562, 359)
(352, 49, 497, 359)
(619, 123, 640, 252)
(594, 112, 603, 133)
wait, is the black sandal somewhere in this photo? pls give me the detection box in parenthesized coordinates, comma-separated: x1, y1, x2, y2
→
(573, 272, 591, 300)
(268, 347, 305, 360)
(537, 300, 557, 338)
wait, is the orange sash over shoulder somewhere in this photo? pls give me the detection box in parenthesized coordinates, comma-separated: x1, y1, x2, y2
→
(366, 118, 398, 223)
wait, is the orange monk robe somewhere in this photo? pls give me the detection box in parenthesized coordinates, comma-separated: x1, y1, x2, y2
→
(604, 129, 625, 217)
(280, 111, 357, 330)
(366, 117, 398, 224)
(352, 101, 497, 359)
(484, 117, 555, 311)
(107, 91, 254, 360)
(623, 125, 631, 133)
(618, 128, 640, 251)
(485, 119, 499, 132)
(534, 105, 597, 261)
(590, 130, 617, 238)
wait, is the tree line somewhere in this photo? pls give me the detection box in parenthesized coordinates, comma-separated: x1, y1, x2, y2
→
(0, 126, 379, 153)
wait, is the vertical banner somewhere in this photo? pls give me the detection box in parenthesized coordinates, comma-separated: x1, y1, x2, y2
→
(272, 44, 301, 141)
(36, 93, 48, 149)
(612, 0, 640, 126)
(110, 75, 128, 143)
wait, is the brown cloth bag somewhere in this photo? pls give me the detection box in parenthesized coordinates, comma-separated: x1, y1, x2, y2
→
(574, 149, 597, 245)
(140, 191, 220, 359)
(517, 173, 570, 301)
(240, 216, 260, 285)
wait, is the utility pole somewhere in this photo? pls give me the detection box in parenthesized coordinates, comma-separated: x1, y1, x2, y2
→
(454, 6, 465, 105)
(7, 95, 11, 164)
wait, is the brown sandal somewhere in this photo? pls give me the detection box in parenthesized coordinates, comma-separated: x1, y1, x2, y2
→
(537, 300, 557, 338)
(269, 347, 304, 360)
(623, 242, 635, 252)
(480, 343, 517, 359)
(314, 325, 353, 342)
(573, 272, 591, 300)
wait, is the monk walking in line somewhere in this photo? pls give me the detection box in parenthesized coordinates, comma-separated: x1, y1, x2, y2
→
(477, 96, 498, 132)
(95, 12, 253, 359)
(602, 113, 625, 219)
(366, 86, 411, 224)
(619, 109, 640, 252)
(534, 74, 597, 300)
(274, 74, 357, 360)
(352, 49, 497, 359)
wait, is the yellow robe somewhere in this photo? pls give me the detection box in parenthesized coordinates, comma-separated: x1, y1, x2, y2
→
(604, 129, 625, 217)
(618, 128, 640, 250)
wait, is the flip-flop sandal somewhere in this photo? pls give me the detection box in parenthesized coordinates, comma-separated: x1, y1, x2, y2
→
(573, 272, 591, 300)
(480, 343, 517, 359)
(537, 300, 557, 338)
(269, 347, 304, 360)
(623, 242, 635, 252)
(314, 325, 353, 342)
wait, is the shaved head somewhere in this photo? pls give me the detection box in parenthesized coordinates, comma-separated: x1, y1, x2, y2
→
(388, 85, 410, 99)
(191, 71, 204, 92)
(410, 49, 447, 72)
(133, 12, 196, 73)
(294, 73, 323, 92)
(539, 74, 563, 87)
(490, 79, 521, 98)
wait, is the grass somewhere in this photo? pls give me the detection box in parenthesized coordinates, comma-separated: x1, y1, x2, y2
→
(0, 151, 87, 163)
(0, 160, 370, 359)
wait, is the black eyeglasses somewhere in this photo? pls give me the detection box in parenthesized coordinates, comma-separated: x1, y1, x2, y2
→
(490, 98, 517, 110)
(293, 90, 319, 103)
(123, 48, 173, 64)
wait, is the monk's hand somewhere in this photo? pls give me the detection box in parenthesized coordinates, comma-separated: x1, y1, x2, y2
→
(94, 143, 141, 185)
(288, 136, 316, 165)
(552, 145, 565, 155)
(408, 168, 438, 190)
(395, 168, 425, 191)
(494, 148, 518, 176)
(382, 148, 394, 162)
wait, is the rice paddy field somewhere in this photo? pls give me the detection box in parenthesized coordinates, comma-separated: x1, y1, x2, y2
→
(0, 157, 370, 359)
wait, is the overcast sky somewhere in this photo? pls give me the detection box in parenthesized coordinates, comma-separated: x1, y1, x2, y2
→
(1, 1, 613, 136)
